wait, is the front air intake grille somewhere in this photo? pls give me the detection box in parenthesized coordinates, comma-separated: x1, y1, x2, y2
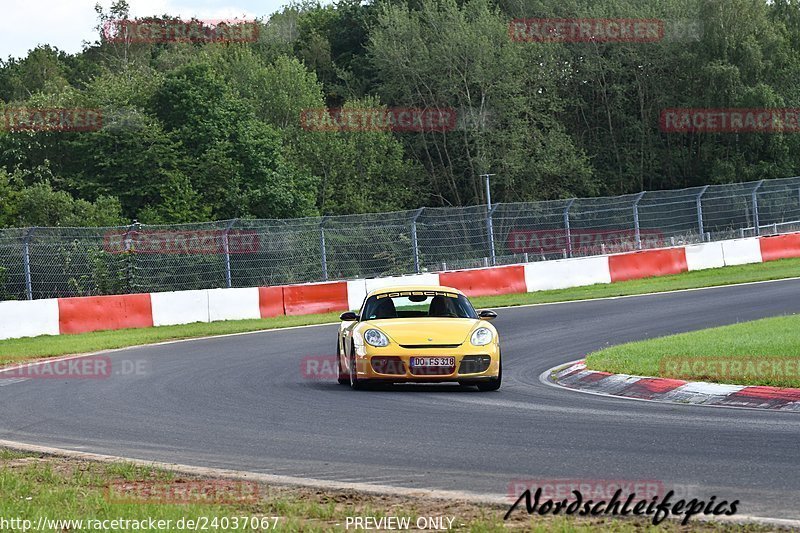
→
(410, 365, 455, 376)
(400, 344, 461, 349)
(370, 356, 405, 375)
(458, 355, 491, 374)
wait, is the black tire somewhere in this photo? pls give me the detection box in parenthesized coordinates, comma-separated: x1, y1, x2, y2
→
(476, 356, 502, 392)
(349, 347, 369, 390)
(337, 340, 348, 385)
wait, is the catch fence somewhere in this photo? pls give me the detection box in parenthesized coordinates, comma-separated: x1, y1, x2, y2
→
(1, 176, 799, 300)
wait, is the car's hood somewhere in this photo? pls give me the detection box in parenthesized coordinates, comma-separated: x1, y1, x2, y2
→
(365, 318, 480, 345)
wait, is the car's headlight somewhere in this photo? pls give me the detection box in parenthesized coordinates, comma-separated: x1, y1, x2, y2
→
(364, 329, 390, 347)
(470, 327, 493, 346)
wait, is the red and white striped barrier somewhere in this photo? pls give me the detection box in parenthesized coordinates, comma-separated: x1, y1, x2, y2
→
(524, 255, 611, 291)
(684, 242, 725, 271)
(258, 286, 284, 318)
(151, 289, 209, 326)
(282, 281, 349, 315)
(0, 298, 60, 339)
(58, 294, 153, 335)
(552, 360, 800, 411)
(439, 265, 527, 297)
(207, 288, 261, 322)
(608, 248, 688, 282)
(759, 233, 800, 262)
(1, 232, 798, 341)
(721, 237, 763, 266)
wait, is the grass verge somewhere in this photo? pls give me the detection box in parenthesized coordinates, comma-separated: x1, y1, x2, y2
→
(586, 314, 800, 388)
(0, 450, 769, 532)
(2, 257, 800, 366)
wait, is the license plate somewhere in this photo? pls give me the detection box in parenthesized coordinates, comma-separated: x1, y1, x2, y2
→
(410, 356, 455, 367)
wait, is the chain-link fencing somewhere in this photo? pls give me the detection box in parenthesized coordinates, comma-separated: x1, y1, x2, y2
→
(2, 176, 800, 301)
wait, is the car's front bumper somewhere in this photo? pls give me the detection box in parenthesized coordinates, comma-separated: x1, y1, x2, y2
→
(352, 345, 500, 382)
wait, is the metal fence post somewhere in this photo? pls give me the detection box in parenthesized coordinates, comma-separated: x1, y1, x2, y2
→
(487, 204, 499, 266)
(319, 217, 329, 281)
(123, 221, 139, 293)
(696, 185, 709, 241)
(222, 219, 238, 289)
(410, 208, 424, 273)
(752, 180, 764, 236)
(123, 222, 135, 252)
(563, 198, 576, 257)
(481, 173, 497, 266)
(633, 192, 646, 250)
(22, 227, 36, 300)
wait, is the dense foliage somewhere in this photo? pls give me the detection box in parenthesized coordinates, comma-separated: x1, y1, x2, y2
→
(0, 0, 798, 227)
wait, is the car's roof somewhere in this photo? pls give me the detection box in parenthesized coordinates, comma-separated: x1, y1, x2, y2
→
(365, 285, 465, 297)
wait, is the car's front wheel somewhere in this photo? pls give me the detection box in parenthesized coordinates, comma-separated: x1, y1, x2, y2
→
(349, 346, 369, 390)
(337, 340, 348, 385)
(476, 355, 502, 392)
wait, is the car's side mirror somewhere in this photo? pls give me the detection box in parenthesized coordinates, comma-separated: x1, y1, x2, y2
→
(478, 310, 497, 321)
(340, 311, 359, 321)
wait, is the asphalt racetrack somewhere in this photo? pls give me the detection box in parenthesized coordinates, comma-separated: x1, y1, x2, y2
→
(1, 279, 799, 521)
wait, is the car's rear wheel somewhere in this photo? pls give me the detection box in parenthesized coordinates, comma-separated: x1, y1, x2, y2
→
(476, 355, 502, 392)
(336, 340, 348, 385)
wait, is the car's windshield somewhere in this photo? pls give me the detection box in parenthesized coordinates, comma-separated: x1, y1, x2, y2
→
(361, 290, 477, 320)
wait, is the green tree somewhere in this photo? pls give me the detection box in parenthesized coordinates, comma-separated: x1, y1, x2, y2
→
(369, 0, 594, 205)
(4, 179, 123, 227)
(153, 61, 318, 219)
(0, 46, 71, 102)
(294, 97, 423, 214)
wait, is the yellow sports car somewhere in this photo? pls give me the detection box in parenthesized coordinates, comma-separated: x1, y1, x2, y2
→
(336, 285, 501, 391)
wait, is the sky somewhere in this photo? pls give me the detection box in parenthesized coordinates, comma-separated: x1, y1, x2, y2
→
(0, 0, 291, 61)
